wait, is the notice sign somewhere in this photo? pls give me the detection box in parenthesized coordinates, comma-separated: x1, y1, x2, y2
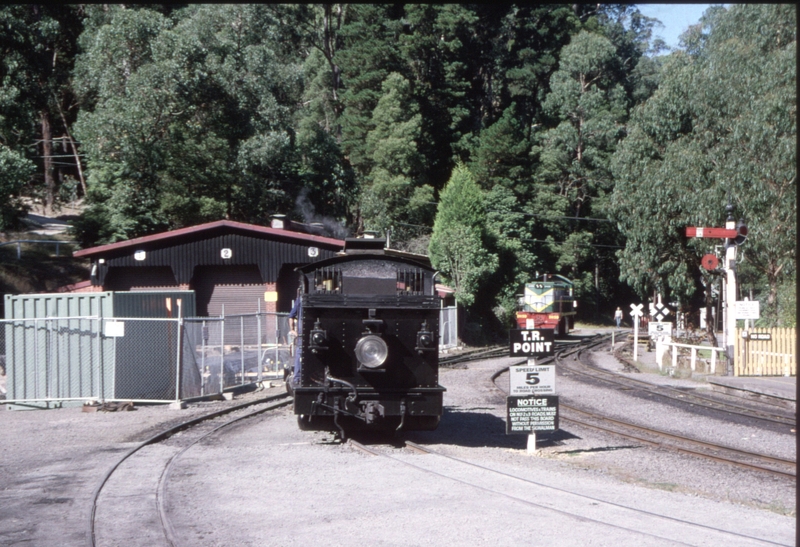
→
(509, 329, 555, 357)
(735, 300, 760, 320)
(509, 363, 555, 395)
(506, 395, 559, 434)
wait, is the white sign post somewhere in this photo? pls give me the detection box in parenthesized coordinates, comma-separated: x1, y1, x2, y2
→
(630, 304, 644, 363)
(510, 358, 557, 454)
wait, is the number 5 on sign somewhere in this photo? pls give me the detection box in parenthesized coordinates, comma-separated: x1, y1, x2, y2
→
(510, 363, 555, 395)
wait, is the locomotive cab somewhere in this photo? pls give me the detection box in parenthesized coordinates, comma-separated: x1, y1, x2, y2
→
(291, 238, 445, 436)
(515, 274, 576, 337)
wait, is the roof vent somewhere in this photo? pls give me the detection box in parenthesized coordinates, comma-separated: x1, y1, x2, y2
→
(343, 237, 386, 254)
(271, 214, 287, 229)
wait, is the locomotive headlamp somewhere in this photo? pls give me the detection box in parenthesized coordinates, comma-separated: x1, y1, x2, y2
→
(309, 320, 328, 352)
(355, 335, 388, 369)
(415, 320, 435, 354)
(312, 331, 326, 346)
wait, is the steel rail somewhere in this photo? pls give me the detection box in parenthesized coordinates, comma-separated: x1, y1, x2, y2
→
(403, 441, 791, 547)
(86, 391, 291, 547)
(567, 342, 796, 427)
(492, 338, 795, 480)
(346, 441, 695, 546)
(347, 439, 789, 547)
(560, 404, 796, 480)
(156, 396, 293, 546)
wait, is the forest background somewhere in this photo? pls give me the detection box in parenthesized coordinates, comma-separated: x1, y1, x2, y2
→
(0, 4, 795, 339)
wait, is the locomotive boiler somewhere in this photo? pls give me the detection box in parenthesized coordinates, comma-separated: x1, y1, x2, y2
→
(290, 237, 444, 437)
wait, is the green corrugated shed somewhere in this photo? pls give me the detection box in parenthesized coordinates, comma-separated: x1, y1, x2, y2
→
(3, 291, 195, 408)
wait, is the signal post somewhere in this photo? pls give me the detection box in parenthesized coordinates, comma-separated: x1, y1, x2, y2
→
(685, 204, 747, 369)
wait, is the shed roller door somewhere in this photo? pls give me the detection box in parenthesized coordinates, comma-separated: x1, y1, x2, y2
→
(192, 265, 265, 316)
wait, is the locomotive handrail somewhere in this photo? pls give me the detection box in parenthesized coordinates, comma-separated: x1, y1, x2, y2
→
(326, 375, 358, 403)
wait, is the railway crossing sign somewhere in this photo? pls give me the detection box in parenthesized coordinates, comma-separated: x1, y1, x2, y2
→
(649, 295, 672, 321)
(629, 303, 643, 318)
(509, 329, 555, 357)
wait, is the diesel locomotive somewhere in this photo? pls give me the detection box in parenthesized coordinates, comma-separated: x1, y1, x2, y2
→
(515, 274, 576, 337)
(290, 237, 444, 437)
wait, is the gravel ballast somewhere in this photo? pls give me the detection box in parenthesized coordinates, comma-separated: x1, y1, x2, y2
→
(0, 329, 795, 546)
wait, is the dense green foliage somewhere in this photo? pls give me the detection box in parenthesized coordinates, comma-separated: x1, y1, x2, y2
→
(609, 4, 796, 327)
(0, 4, 794, 330)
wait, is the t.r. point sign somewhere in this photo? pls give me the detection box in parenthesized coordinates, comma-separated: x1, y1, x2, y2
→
(509, 329, 555, 357)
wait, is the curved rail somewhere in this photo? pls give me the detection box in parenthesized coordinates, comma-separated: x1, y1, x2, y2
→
(490, 338, 795, 480)
(571, 340, 796, 427)
(559, 404, 795, 479)
(87, 392, 291, 547)
(347, 439, 790, 547)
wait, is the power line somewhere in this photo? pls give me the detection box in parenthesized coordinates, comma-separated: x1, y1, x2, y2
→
(522, 238, 623, 249)
(522, 212, 613, 223)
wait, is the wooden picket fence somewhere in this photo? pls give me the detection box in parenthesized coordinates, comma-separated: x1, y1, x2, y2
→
(734, 328, 796, 376)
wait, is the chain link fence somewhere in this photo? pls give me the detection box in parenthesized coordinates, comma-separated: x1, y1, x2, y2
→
(1, 312, 292, 408)
(182, 313, 291, 398)
(2, 307, 455, 407)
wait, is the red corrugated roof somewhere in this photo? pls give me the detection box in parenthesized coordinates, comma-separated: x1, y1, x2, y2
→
(73, 220, 344, 258)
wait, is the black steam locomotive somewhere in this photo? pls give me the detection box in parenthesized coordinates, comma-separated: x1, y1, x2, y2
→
(290, 237, 444, 437)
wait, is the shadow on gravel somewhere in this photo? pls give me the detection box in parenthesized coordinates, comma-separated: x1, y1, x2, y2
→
(554, 444, 641, 456)
(401, 409, 583, 450)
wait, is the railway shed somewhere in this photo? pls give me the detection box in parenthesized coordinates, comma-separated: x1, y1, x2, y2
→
(71, 219, 344, 316)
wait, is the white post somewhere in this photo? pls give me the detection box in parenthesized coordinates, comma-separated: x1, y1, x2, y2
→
(527, 433, 537, 453)
(725, 220, 737, 371)
(525, 354, 538, 453)
(630, 303, 643, 364)
(710, 348, 716, 374)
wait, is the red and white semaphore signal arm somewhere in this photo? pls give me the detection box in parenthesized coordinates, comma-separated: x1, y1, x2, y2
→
(686, 223, 747, 245)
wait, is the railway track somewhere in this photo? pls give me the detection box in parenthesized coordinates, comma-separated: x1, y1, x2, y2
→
(87, 392, 291, 547)
(439, 345, 509, 366)
(562, 337, 797, 428)
(491, 335, 796, 481)
(348, 439, 791, 547)
(559, 404, 796, 479)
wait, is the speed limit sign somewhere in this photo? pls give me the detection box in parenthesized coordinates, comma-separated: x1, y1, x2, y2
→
(510, 363, 555, 395)
(648, 322, 673, 336)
